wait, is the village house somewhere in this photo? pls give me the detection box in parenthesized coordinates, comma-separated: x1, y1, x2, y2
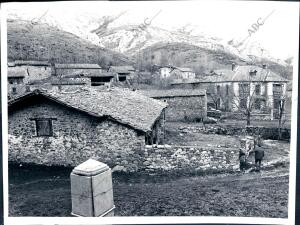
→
(8, 61, 51, 92)
(108, 66, 135, 82)
(159, 66, 196, 79)
(55, 64, 134, 86)
(8, 87, 167, 171)
(138, 89, 207, 122)
(171, 64, 289, 119)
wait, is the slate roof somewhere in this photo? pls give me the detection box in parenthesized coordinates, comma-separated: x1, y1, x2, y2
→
(9, 87, 167, 133)
(176, 67, 194, 73)
(232, 66, 288, 82)
(8, 68, 26, 78)
(61, 71, 114, 78)
(55, 64, 101, 69)
(172, 66, 288, 84)
(13, 60, 50, 66)
(138, 89, 206, 98)
(86, 72, 115, 77)
(110, 66, 135, 74)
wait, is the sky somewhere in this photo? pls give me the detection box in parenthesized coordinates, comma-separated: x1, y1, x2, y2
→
(3, 0, 299, 60)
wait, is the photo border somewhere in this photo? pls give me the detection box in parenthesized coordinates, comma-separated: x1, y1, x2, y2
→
(1, 1, 299, 224)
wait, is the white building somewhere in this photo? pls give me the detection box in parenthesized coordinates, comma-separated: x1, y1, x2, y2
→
(171, 64, 289, 119)
(159, 66, 196, 79)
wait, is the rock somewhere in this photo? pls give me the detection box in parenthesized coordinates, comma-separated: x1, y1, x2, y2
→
(111, 165, 125, 172)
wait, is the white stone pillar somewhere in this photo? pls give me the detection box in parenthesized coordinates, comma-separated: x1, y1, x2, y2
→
(71, 159, 115, 217)
(250, 82, 255, 95)
(267, 82, 274, 120)
(232, 82, 239, 111)
(267, 82, 274, 108)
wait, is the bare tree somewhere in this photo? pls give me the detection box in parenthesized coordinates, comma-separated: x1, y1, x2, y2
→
(277, 95, 286, 140)
(230, 69, 270, 126)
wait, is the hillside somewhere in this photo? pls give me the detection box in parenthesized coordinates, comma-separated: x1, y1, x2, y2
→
(134, 42, 293, 80)
(7, 20, 292, 81)
(7, 20, 133, 67)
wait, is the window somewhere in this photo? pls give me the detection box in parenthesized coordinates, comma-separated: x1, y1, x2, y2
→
(216, 85, 221, 95)
(118, 76, 127, 82)
(226, 85, 229, 95)
(240, 98, 247, 109)
(255, 84, 261, 95)
(273, 83, 283, 97)
(12, 87, 17, 94)
(239, 83, 250, 97)
(34, 119, 54, 136)
(249, 70, 257, 76)
(254, 99, 261, 110)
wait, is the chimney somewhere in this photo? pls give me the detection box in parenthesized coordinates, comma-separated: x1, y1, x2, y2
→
(262, 64, 267, 69)
(232, 63, 236, 71)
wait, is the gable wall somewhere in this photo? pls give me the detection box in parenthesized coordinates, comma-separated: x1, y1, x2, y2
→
(153, 95, 207, 122)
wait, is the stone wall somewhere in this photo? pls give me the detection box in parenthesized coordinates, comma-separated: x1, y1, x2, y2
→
(8, 65, 52, 83)
(8, 98, 146, 172)
(221, 112, 273, 121)
(141, 145, 239, 173)
(154, 96, 207, 122)
(201, 125, 290, 141)
(8, 97, 239, 173)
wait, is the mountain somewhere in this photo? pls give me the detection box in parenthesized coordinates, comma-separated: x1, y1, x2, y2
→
(7, 20, 133, 67)
(7, 19, 292, 80)
(92, 24, 288, 67)
(132, 42, 293, 80)
(7, 10, 288, 66)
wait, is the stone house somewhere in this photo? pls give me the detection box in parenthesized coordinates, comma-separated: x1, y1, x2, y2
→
(8, 87, 167, 171)
(108, 66, 135, 82)
(8, 60, 51, 83)
(138, 89, 207, 122)
(171, 64, 289, 119)
(54, 64, 126, 86)
(7, 60, 52, 95)
(159, 66, 196, 79)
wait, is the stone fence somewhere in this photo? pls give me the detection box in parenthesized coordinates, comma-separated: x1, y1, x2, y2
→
(140, 145, 240, 174)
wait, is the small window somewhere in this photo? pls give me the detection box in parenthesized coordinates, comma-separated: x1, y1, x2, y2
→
(118, 76, 127, 82)
(254, 99, 261, 110)
(35, 119, 54, 136)
(216, 85, 221, 95)
(255, 84, 261, 95)
(12, 87, 17, 94)
(239, 83, 250, 97)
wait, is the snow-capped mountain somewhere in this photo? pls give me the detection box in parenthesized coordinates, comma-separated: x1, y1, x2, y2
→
(6, 10, 288, 66)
